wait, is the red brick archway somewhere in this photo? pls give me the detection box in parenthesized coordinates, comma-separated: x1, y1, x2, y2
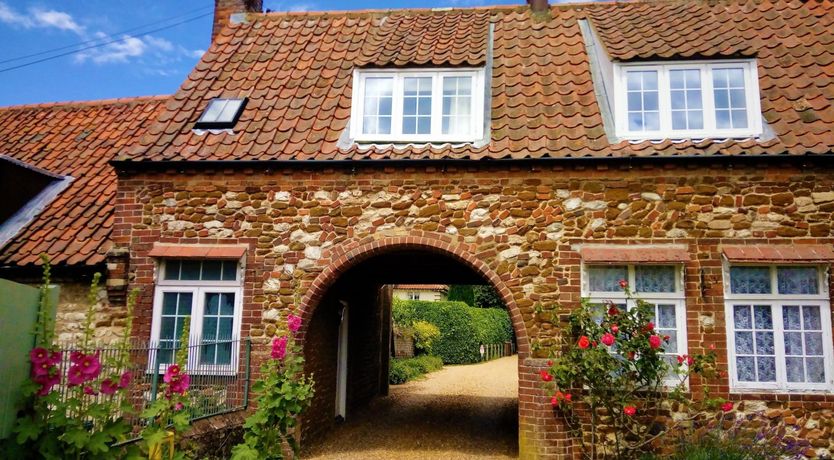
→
(296, 233, 530, 356)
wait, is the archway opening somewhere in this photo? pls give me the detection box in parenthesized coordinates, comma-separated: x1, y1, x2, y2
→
(300, 246, 523, 459)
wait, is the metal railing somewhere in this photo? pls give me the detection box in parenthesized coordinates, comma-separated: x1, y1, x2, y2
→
(53, 337, 251, 439)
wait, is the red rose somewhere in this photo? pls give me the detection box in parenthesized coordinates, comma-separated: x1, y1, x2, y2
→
(721, 401, 734, 412)
(663, 335, 670, 342)
(601, 333, 615, 347)
(608, 306, 620, 316)
(564, 393, 572, 402)
(540, 370, 553, 382)
(611, 324, 619, 334)
(618, 279, 628, 289)
(687, 356, 695, 366)
(645, 322, 655, 332)
(551, 396, 559, 407)
(577, 336, 590, 349)
(677, 355, 685, 365)
(624, 406, 637, 416)
(627, 351, 635, 361)
(709, 344, 716, 350)
(547, 360, 553, 366)
(648, 335, 662, 349)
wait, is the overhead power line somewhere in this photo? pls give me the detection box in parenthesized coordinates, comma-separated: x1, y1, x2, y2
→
(0, 10, 213, 74)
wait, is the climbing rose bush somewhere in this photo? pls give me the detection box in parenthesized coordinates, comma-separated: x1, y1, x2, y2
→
(232, 313, 315, 460)
(541, 280, 727, 459)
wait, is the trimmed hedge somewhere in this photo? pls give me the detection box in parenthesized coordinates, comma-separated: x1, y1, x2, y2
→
(389, 356, 444, 384)
(393, 299, 513, 364)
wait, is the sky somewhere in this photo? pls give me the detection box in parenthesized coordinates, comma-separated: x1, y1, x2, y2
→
(0, 0, 521, 106)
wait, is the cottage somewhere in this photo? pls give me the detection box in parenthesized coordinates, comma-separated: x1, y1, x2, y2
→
(3, 0, 834, 457)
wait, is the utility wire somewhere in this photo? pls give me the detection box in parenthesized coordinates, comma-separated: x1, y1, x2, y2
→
(0, 11, 213, 74)
(0, 5, 213, 65)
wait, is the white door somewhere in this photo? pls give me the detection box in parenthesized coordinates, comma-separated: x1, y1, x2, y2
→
(335, 301, 349, 419)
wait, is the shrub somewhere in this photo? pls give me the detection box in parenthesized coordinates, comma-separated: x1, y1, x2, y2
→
(389, 356, 443, 384)
(393, 299, 513, 364)
(446, 285, 475, 305)
(412, 320, 440, 355)
(473, 285, 505, 308)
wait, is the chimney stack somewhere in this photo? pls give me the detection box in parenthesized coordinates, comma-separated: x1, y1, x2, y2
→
(527, 0, 549, 13)
(212, 0, 262, 42)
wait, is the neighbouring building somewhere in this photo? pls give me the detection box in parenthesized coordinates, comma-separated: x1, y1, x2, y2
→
(392, 284, 448, 301)
(3, 0, 834, 458)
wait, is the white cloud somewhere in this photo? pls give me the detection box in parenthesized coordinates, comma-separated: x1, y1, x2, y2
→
(265, 1, 317, 12)
(31, 8, 84, 34)
(0, 2, 84, 34)
(75, 33, 146, 64)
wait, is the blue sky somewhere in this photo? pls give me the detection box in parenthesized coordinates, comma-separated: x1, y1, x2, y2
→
(0, 0, 520, 106)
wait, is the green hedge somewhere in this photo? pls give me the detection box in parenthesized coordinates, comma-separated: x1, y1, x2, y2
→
(389, 356, 444, 384)
(393, 299, 513, 364)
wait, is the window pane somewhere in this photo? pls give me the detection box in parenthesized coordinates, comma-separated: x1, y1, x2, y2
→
(203, 317, 218, 340)
(201, 260, 223, 280)
(712, 67, 747, 129)
(807, 357, 825, 383)
(757, 356, 776, 382)
(784, 331, 802, 355)
(626, 70, 659, 132)
(162, 292, 179, 315)
(180, 260, 201, 280)
(442, 76, 473, 136)
(670, 69, 703, 130)
(803, 305, 822, 330)
(663, 330, 678, 353)
(777, 267, 818, 295)
(657, 304, 677, 328)
(222, 261, 237, 281)
(805, 332, 824, 355)
(177, 293, 193, 315)
(164, 260, 181, 280)
(161, 317, 176, 340)
(635, 266, 676, 293)
(786, 357, 805, 382)
(754, 305, 772, 329)
(205, 293, 220, 316)
(730, 266, 771, 294)
(733, 305, 752, 329)
(754, 331, 774, 355)
(362, 77, 393, 135)
(737, 356, 756, 381)
(220, 293, 235, 316)
(201, 99, 227, 122)
(587, 266, 627, 292)
(217, 99, 244, 123)
(402, 77, 432, 135)
(735, 331, 754, 354)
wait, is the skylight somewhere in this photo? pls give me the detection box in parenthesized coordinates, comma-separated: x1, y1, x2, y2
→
(195, 98, 247, 129)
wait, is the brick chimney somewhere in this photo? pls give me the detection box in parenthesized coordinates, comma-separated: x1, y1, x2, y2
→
(212, 0, 262, 42)
(527, 0, 549, 13)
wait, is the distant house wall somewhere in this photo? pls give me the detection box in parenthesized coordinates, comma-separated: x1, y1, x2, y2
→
(392, 288, 445, 302)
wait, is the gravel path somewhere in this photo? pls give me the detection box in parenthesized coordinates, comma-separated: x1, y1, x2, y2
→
(303, 355, 519, 460)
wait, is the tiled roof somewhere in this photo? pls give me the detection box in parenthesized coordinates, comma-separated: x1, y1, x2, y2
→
(0, 97, 167, 267)
(121, 0, 834, 163)
(393, 284, 449, 291)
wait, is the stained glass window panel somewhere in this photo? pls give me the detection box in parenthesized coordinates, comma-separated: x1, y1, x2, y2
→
(636, 266, 676, 293)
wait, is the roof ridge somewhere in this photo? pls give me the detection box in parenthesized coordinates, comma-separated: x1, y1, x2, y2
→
(0, 94, 169, 112)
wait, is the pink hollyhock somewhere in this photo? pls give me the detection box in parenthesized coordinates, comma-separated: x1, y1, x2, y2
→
(287, 314, 302, 334)
(539, 370, 552, 382)
(100, 379, 120, 395)
(47, 351, 62, 365)
(35, 373, 60, 396)
(648, 335, 662, 349)
(30, 347, 50, 364)
(67, 365, 86, 387)
(70, 351, 84, 365)
(83, 386, 97, 396)
(601, 333, 616, 347)
(272, 336, 288, 360)
(78, 353, 102, 378)
(174, 402, 184, 411)
(119, 371, 132, 388)
(32, 361, 52, 377)
(577, 336, 590, 349)
(170, 374, 190, 395)
(624, 406, 637, 416)
(618, 279, 628, 289)
(163, 364, 181, 384)
(721, 401, 734, 412)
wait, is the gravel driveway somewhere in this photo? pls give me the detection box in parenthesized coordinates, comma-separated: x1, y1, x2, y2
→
(303, 355, 519, 459)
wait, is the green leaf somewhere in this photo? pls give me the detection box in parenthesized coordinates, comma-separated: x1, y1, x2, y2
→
(14, 416, 41, 444)
(230, 444, 261, 460)
(61, 428, 90, 449)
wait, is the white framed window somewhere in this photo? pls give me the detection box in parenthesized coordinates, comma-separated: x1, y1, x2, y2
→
(407, 291, 420, 301)
(350, 68, 486, 143)
(723, 264, 834, 392)
(151, 259, 243, 375)
(582, 264, 688, 381)
(613, 60, 762, 140)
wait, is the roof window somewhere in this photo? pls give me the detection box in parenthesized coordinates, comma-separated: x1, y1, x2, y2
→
(613, 60, 762, 140)
(195, 98, 247, 129)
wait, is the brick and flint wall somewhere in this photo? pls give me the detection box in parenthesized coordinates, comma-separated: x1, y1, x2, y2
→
(113, 158, 834, 458)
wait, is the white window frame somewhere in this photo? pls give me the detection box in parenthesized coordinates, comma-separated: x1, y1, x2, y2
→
(407, 291, 420, 301)
(150, 259, 244, 376)
(613, 59, 762, 140)
(350, 67, 486, 143)
(723, 263, 834, 392)
(581, 263, 688, 385)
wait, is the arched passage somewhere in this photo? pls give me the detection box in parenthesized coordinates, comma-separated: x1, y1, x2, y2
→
(296, 235, 531, 456)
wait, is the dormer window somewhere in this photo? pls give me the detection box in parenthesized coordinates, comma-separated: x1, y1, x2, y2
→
(350, 68, 485, 143)
(195, 98, 247, 129)
(613, 60, 762, 140)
